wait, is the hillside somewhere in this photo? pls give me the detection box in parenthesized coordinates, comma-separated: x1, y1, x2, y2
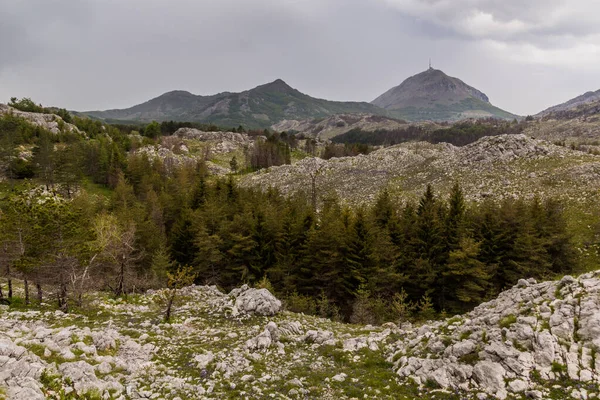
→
(372, 68, 517, 122)
(240, 134, 600, 205)
(0, 104, 80, 135)
(537, 89, 600, 117)
(271, 113, 443, 140)
(2, 271, 600, 399)
(82, 80, 387, 129)
(523, 97, 600, 154)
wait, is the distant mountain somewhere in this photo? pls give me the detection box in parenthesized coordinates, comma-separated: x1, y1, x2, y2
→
(536, 89, 600, 118)
(372, 68, 517, 122)
(522, 90, 600, 154)
(83, 79, 387, 129)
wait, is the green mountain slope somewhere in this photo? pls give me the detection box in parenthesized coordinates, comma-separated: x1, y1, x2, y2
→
(83, 79, 388, 129)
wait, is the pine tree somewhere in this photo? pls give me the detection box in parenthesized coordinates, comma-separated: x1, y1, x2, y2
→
(169, 210, 199, 267)
(373, 189, 394, 229)
(444, 237, 489, 312)
(194, 226, 224, 285)
(408, 185, 443, 306)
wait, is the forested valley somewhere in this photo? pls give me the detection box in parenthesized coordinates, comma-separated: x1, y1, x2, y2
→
(0, 104, 578, 324)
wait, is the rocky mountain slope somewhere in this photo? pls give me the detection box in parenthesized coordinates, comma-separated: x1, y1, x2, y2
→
(0, 104, 80, 135)
(372, 68, 517, 122)
(523, 98, 600, 153)
(2, 272, 600, 399)
(240, 134, 600, 206)
(271, 114, 422, 140)
(537, 89, 600, 117)
(82, 80, 387, 129)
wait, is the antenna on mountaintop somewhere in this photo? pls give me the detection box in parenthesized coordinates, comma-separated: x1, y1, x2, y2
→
(429, 58, 432, 70)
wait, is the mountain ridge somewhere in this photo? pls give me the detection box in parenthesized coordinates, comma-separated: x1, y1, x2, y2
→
(82, 79, 387, 129)
(536, 88, 600, 117)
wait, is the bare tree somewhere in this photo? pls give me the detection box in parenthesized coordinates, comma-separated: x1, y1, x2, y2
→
(93, 214, 143, 297)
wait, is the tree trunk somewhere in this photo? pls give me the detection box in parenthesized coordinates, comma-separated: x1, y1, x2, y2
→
(24, 279, 29, 306)
(164, 289, 176, 323)
(117, 260, 125, 297)
(7, 264, 12, 299)
(36, 282, 43, 304)
(0, 283, 4, 300)
(311, 174, 317, 213)
(58, 282, 68, 313)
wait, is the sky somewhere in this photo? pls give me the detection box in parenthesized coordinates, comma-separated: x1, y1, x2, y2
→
(0, 0, 599, 115)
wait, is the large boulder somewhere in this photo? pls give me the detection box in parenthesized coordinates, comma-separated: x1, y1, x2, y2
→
(473, 361, 506, 396)
(229, 285, 282, 316)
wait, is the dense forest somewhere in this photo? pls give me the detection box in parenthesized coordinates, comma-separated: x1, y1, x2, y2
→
(333, 119, 527, 147)
(0, 105, 578, 324)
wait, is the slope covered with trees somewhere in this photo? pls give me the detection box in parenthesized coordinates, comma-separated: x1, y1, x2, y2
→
(0, 105, 586, 324)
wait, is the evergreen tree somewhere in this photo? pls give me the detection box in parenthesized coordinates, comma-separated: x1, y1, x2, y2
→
(444, 237, 489, 312)
(169, 210, 199, 267)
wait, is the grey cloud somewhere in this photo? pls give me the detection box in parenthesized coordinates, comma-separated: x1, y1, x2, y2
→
(0, 0, 598, 115)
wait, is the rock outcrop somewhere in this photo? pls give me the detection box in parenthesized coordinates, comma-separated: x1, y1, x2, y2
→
(133, 128, 263, 175)
(0, 104, 80, 135)
(387, 271, 600, 399)
(229, 285, 282, 316)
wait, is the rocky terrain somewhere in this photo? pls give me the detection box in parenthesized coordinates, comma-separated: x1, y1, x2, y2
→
(0, 104, 80, 135)
(240, 133, 600, 206)
(2, 272, 600, 399)
(83, 79, 386, 129)
(371, 68, 516, 122)
(271, 114, 423, 140)
(388, 271, 600, 399)
(537, 89, 600, 117)
(134, 128, 265, 175)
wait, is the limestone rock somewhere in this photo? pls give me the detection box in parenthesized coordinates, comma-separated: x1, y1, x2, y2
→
(229, 285, 282, 316)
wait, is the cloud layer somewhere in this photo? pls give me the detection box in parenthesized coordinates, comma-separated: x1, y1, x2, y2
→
(0, 0, 598, 115)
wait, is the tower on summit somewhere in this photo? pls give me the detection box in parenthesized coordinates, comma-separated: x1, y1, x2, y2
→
(429, 58, 432, 70)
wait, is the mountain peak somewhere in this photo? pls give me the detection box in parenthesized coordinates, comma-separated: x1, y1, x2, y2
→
(253, 79, 295, 94)
(368, 68, 517, 121)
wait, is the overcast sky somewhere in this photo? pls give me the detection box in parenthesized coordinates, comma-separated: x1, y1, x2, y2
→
(1, 0, 598, 115)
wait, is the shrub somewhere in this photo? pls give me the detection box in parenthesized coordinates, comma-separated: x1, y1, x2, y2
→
(499, 314, 517, 329)
(284, 291, 316, 315)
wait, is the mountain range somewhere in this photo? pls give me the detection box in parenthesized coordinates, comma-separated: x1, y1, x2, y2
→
(82, 69, 517, 128)
(83, 79, 386, 129)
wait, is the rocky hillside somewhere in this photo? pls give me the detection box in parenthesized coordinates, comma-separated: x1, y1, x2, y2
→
(133, 128, 264, 175)
(537, 89, 600, 117)
(0, 104, 80, 135)
(371, 68, 517, 122)
(239, 134, 600, 206)
(388, 271, 600, 399)
(2, 272, 600, 399)
(82, 80, 387, 129)
(271, 114, 423, 140)
(523, 99, 600, 154)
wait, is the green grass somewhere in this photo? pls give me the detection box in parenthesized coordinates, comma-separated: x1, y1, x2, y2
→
(80, 177, 113, 198)
(551, 361, 567, 376)
(499, 314, 517, 329)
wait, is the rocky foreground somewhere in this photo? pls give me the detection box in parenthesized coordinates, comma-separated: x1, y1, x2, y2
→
(1, 272, 600, 399)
